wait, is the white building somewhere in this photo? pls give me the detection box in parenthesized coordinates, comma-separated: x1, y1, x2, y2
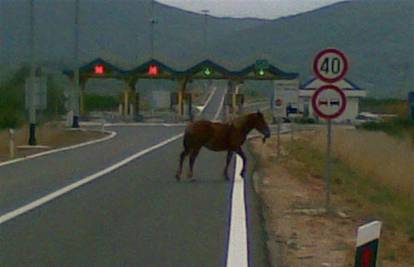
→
(299, 78, 367, 122)
(272, 79, 300, 118)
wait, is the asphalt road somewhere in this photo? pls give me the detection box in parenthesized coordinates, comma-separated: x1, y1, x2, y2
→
(0, 86, 269, 267)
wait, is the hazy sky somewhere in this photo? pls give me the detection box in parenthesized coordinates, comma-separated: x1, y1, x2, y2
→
(157, 0, 345, 19)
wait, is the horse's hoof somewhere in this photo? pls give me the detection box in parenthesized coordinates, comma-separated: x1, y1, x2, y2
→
(189, 178, 196, 183)
(240, 170, 246, 178)
(175, 174, 181, 182)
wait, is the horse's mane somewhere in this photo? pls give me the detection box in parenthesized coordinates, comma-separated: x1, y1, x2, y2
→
(230, 113, 256, 130)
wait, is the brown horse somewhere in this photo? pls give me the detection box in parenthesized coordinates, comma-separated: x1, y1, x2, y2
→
(176, 111, 270, 181)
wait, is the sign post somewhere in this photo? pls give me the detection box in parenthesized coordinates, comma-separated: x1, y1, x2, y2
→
(311, 85, 347, 210)
(354, 221, 382, 267)
(312, 48, 349, 211)
(272, 81, 284, 160)
(275, 98, 283, 159)
(409, 92, 414, 120)
(25, 76, 47, 145)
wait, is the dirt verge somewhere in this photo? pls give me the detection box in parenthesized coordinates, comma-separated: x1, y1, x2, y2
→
(249, 133, 414, 267)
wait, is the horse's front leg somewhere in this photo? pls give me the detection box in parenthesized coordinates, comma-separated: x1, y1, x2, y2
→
(223, 150, 233, 180)
(176, 149, 189, 181)
(235, 147, 247, 178)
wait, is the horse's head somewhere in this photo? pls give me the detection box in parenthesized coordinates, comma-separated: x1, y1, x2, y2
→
(252, 111, 271, 141)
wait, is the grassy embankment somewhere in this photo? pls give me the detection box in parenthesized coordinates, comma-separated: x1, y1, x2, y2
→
(359, 98, 414, 139)
(286, 128, 414, 264)
(84, 94, 119, 112)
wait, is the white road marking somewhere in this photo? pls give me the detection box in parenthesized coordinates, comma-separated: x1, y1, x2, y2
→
(214, 90, 226, 120)
(0, 133, 183, 225)
(103, 123, 186, 127)
(199, 86, 217, 114)
(0, 130, 117, 168)
(226, 155, 248, 267)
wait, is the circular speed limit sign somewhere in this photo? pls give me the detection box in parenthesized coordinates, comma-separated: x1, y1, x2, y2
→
(313, 48, 349, 83)
(311, 85, 347, 120)
(275, 98, 283, 107)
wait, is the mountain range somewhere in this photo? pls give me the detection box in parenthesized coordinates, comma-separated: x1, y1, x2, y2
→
(1, 0, 413, 98)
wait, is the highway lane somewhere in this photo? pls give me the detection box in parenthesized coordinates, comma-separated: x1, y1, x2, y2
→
(0, 86, 269, 266)
(1, 136, 230, 266)
(0, 126, 183, 215)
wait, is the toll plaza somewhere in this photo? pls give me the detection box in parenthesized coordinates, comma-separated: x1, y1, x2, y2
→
(63, 58, 299, 121)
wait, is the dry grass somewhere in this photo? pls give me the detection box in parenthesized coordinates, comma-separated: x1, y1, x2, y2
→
(0, 122, 106, 162)
(274, 132, 414, 266)
(306, 127, 414, 198)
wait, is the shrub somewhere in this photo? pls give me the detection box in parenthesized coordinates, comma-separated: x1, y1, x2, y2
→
(84, 94, 118, 111)
(293, 117, 316, 124)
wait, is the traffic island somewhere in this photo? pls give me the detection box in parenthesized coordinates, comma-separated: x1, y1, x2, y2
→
(0, 122, 108, 163)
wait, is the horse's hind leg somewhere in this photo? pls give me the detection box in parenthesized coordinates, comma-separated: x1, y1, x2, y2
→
(223, 151, 233, 181)
(176, 149, 189, 181)
(188, 148, 201, 181)
(235, 147, 247, 178)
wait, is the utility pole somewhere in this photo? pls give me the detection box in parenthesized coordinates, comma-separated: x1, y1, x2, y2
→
(149, 0, 157, 59)
(71, 0, 80, 128)
(28, 0, 37, 145)
(201, 9, 210, 115)
(201, 9, 209, 58)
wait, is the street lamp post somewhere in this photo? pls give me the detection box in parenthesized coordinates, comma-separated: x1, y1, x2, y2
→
(201, 9, 209, 57)
(28, 0, 37, 145)
(71, 0, 80, 128)
(150, 0, 158, 59)
(200, 9, 210, 119)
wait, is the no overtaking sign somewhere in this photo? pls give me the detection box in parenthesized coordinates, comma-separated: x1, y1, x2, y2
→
(311, 85, 347, 120)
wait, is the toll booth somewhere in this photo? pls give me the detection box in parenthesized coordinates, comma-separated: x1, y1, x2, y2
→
(118, 90, 140, 120)
(224, 93, 244, 117)
(170, 92, 193, 120)
(63, 58, 299, 125)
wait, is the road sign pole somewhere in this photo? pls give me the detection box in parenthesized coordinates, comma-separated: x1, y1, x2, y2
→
(71, 70, 80, 128)
(312, 48, 349, 212)
(325, 119, 332, 211)
(277, 116, 281, 159)
(28, 0, 37, 145)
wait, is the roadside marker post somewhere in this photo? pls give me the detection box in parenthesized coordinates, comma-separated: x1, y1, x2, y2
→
(354, 221, 382, 267)
(9, 129, 15, 158)
(312, 48, 349, 211)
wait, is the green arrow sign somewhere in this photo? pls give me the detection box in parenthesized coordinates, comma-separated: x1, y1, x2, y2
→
(258, 69, 265, 76)
(203, 67, 212, 76)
